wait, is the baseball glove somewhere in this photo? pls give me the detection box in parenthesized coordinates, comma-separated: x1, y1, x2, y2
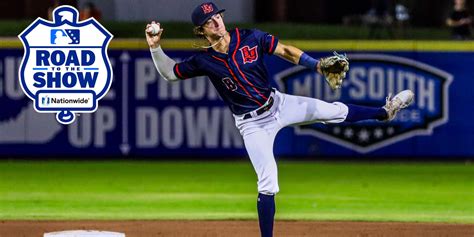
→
(320, 52, 349, 90)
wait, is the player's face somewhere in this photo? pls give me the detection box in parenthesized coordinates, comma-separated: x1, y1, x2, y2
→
(202, 14, 226, 38)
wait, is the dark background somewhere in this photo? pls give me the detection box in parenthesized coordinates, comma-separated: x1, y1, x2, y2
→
(2, 0, 473, 27)
(256, 0, 471, 26)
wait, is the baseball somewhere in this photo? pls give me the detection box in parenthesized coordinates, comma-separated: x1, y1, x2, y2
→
(147, 23, 160, 35)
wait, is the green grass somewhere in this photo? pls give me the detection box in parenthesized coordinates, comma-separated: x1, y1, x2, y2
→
(0, 161, 472, 222)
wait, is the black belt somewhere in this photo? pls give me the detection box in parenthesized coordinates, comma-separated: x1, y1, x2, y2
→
(243, 96, 274, 120)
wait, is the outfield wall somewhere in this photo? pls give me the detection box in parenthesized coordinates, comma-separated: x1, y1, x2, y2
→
(0, 39, 473, 158)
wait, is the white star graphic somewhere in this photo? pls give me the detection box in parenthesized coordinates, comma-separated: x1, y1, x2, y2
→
(358, 129, 370, 142)
(333, 127, 341, 135)
(374, 128, 383, 139)
(344, 128, 354, 138)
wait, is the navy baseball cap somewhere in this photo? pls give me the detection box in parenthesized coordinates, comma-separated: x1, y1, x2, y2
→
(192, 2, 225, 26)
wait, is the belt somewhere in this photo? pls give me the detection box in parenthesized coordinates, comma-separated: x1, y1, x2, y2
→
(243, 96, 274, 120)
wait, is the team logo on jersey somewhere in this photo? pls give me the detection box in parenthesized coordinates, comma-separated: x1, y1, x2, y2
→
(201, 3, 214, 14)
(239, 45, 258, 64)
(18, 5, 113, 125)
(275, 54, 452, 153)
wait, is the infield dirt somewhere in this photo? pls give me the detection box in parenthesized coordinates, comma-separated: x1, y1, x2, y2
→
(1, 220, 473, 237)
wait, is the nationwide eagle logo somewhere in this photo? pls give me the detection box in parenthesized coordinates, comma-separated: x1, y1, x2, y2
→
(275, 54, 452, 153)
(18, 5, 113, 124)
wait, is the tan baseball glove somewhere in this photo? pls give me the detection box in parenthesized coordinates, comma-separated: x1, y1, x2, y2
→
(320, 52, 349, 90)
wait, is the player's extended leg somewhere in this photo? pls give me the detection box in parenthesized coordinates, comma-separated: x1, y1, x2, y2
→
(345, 90, 415, 122)
(277, 90, 414, 126)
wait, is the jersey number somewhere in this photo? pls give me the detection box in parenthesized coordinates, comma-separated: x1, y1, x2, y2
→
(222, 77, 237, 91)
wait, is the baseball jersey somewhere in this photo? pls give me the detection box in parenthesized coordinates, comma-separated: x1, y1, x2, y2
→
(173, 28, 278, 115)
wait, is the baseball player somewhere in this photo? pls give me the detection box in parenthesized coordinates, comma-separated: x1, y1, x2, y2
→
(145, 2, 414, 236)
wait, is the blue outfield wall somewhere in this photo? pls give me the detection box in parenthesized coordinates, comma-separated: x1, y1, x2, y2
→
(0, 41, 473, 158)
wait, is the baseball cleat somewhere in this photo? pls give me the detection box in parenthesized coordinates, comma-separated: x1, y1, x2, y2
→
(382, 90, 415, 121)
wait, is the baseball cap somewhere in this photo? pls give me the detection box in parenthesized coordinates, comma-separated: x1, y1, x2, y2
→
(191, 2, 226, 26)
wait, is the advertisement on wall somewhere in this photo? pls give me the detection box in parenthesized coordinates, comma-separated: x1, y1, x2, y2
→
(0, 45, 472, 158)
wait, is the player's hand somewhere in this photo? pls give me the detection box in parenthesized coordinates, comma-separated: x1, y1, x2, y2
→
(316, 61, 322, 75)
(145, 21, 164, 49)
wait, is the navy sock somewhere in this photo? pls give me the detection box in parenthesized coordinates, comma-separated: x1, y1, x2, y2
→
(257, 193, 275, 237)
(345, 104, 387, 122)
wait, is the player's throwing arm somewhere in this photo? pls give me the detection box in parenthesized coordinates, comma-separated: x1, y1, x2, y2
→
(145, 21, 179, 82)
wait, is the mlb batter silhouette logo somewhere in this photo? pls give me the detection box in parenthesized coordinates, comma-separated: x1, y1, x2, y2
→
(18, 5, 113, 125)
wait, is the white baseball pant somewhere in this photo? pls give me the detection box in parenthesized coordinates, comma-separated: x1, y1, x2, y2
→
(233, 89, 348, 195)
